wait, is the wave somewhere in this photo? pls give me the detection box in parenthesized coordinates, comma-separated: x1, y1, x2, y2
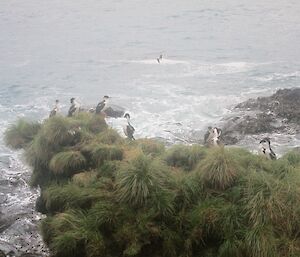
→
(139, 60, 270, 79)
(254, 71, 300, 82)
(106, 93, 243, 142)
(128, 58, 190, 65)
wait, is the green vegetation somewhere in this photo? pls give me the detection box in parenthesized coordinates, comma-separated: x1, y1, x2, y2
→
(5, 114, 300, 257)
(4, 119, 41, 148)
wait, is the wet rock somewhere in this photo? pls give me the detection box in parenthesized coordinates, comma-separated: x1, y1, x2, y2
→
(35, 196, 47, 214)
(0, 216, 14, 233)
(0, 155, 11, 168)
(0, 194, 7, 205)
(104, 106, 125, 118)
(20, 254, 41, 257)
(235, 88, 300, 123)
(0, 242, 17, 257)
(220, 88, 300, 145)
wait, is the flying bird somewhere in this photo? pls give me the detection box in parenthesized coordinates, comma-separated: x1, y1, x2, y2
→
(157, 54, 163, 63)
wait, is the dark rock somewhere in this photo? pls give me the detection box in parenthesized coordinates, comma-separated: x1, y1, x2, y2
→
(235, 88, 300, 123)
(0, 194, 7, 205)
(35, 195, 47, 214)
(0, 249, 5, 257)
(104, 106, 125, 118)
(20, 254, 41, 257)
(221, 88, 300, 145)
(0, 215, 14, 233)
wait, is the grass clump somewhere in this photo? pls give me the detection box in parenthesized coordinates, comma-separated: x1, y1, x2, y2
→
(49, 151, 86, 177)
(97, 128, 124, 145)
(43, 183, 102, 213)
(197, 147, 240, 190)
(92, 144, 123, 166)
(73, 112, 107, 134)
(115, 154, 173, 211)
(41, 210, 103, 257)
(282, 150, 300, 167)
(165, 144, 206, 171)
(136, 138, 165, 157)
(72, 171, 97, 187)
(5, 119, 41, 149)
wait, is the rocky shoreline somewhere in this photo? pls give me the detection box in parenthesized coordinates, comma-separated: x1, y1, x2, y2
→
(219, 88, 300, 145)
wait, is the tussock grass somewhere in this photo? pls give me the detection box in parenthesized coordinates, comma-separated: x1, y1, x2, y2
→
(5, 119, 41, 149)
(91, 144, 123, 166)
(73, 112, 107, 134)
(244, 225, 277, 257)
(49, 151, 86, 176)
(123, 146, 144, 161)
(97, 128, 124, 145)
(173, 172, 203, 209)
(136, 138, 165, 157)
(187, 198, 233, 240)
(72, 171, 97, 187)
(197, 148, 241, 190)
(97, 160, 121, 178)
(43, 116, 76, 146)
(26, 134, 54, 167)
(115, 154, 173, 210)
(229, 147, 272, 172)
(282, 150, 300, 167)
(242, 171, 283, 226)
(42, 210, 91, 257)
(43, 183, 102, 213)
(165, 144, 207, 171)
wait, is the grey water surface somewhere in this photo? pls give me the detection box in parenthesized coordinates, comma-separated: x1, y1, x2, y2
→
(0, 0, 300, 255)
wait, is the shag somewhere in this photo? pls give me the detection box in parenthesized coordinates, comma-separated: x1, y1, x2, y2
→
(204, 126, 212, 145)
(259, 138, 277, 160)
(157, 54, 163, 63)
(68, 98, 80, 117)
(96, 95, 109, 114)
(123, 113, 135, 140)
(206, 127, 222, 147)
(49, 100, 59, 118)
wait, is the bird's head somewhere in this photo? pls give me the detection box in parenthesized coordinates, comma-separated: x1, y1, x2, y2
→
(259, 137, 271, 149)
(124, 113, 131, 119)
(259, 137, 271, 145)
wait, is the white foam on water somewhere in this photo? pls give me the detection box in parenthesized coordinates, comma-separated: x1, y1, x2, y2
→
(139, 60, 270, 79)
(129, 58, 190, 65)
(107, 90, 243, 143)
(254, 71, 300, 82)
